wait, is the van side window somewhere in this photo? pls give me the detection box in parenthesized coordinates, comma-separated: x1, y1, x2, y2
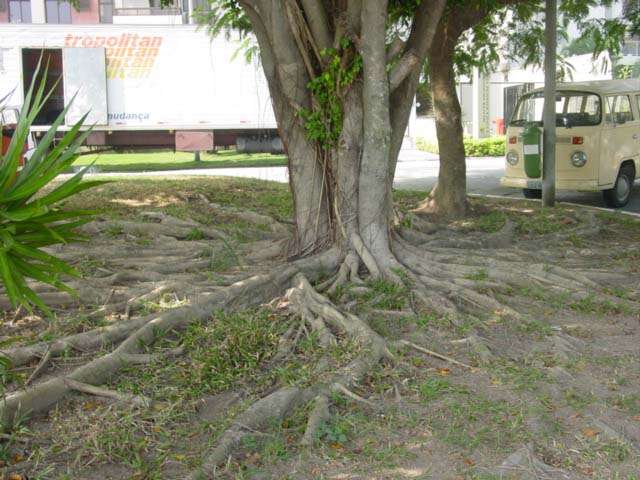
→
(584, 96, 600, 117)
(607, 95, 634, 123)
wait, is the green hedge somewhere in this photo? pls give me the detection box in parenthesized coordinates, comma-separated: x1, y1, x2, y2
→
(416, 136, 506, 157)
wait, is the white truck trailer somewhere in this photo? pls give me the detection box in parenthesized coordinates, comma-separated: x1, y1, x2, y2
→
(0, 24, 280, 152)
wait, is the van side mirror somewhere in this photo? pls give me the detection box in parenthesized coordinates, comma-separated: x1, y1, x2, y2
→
(614, 112, 628, 125)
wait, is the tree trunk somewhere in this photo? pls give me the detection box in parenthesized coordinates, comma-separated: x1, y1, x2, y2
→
(239, 0, 444, 274)
(358, 0, 395, 262)
(415, 44, 469, 217)
(243, 0, 332, 254)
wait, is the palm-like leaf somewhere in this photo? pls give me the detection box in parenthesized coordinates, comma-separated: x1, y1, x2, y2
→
(0, 59, 107, 314)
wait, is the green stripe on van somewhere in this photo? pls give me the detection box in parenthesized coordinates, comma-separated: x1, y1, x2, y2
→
(522, 124, 542, 178)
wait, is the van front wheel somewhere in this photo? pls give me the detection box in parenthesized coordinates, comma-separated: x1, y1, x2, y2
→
(603, 165, 635, 208)
(522, 188, 542, 199)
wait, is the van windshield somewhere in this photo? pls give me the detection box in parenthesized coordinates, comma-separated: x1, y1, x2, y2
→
(510, 91, 601, 127)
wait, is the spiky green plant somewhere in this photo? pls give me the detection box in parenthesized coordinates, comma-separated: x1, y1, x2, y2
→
(0, 61, 105, 314)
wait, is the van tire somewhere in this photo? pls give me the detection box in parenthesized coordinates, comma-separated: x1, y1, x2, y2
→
(522, 188, 542, 199)
(603, 165, 635, 208)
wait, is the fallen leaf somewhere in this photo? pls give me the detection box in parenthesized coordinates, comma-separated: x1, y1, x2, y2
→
(582, 427, 599, 438)
(437, 368, 450, 377)
(633, 415, 640, 421)
(82, 400, 99, 411)
(463, 458, 475, 466)
(577, 464, 594, 476)
(8, 474, 24, 480)
(11, 453, 24, 464)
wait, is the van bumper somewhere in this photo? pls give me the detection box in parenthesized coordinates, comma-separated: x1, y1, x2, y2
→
(500, 176, 601, 192)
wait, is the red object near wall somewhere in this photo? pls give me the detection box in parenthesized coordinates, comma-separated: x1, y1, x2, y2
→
(0, 1, 9, 24)
(175, 131, 215, 152)
(493, 118, 506, 135)
(71, 0, 100, 24)
(1, 129, 26, 167)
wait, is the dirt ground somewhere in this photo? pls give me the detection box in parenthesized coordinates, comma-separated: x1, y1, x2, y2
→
(0, 177, 638, 480)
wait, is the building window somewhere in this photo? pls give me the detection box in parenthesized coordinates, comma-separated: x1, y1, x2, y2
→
(99, 0, 113, 23)
(9, 0, 31, 23)
(45, 0, 71, 23)
(622, 38, 640, 56)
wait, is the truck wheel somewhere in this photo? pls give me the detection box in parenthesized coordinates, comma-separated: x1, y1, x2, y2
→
(522, 188, 542, 199)
(603, 165, 635, 208)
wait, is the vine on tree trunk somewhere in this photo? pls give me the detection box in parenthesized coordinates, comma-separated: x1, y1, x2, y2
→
(299, 39, 362, 148)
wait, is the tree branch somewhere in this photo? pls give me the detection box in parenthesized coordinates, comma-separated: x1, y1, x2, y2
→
(387, 0, 447, 181)
(284, 0, 318, 78)
(346, 0, 362, 37)
(386, 36, 406, 62)
(299, 0, 332, 52)
(389, 0, 446, 92)
(389, 52, 420, 91)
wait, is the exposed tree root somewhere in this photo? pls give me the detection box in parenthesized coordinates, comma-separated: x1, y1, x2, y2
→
(395, 339, 474, 370)
(2, 198, 639, 478)
(300, 394, 330, 446)
(24, 348, 52, 386)
(187, 193, 292, 237)
(83, 214, 231, 242)
(0, 250, 340, 427)
(190, 387, 304, 479)
(63, 378, 154, 407)
(190, 273, 392, 477)
(1, 314, 153, 368)
(185, 213, 640, 477)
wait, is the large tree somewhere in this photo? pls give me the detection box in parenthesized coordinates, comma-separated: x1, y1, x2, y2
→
(198, 0, 447, 281)
(421, 0, 640, 216)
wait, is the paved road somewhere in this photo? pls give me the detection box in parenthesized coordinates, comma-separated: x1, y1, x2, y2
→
(90, 150, 640, 214)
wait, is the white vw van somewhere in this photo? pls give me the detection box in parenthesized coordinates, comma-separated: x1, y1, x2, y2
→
(501, 79, 640, 207)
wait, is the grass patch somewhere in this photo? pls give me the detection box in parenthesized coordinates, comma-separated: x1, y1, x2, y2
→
(73, 149, 288, 173)
(597, 211, 640, 234)
(461, 200, 587, 237)
(465, 269, 489, 281)
(430, 396, 528, 452)
(488, 360, 547, 391)
(115, 309, 288, 400)
(360, 278, 410, 311)
(63, 177, 426, 228)
(474, 211, 508, 233)
(569, 295, 632, 316)
(609, 394, 640, 415)
(393, 189, 429, 213)
(416, 377, 469, 401)
(517, 318, 554, 338)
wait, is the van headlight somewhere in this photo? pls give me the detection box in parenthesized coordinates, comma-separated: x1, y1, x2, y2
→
(571, 151, 587, 167)
(506, 151, 519, 166)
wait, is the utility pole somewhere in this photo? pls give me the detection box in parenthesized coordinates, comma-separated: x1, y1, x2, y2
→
(542, 0, 557, 207)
